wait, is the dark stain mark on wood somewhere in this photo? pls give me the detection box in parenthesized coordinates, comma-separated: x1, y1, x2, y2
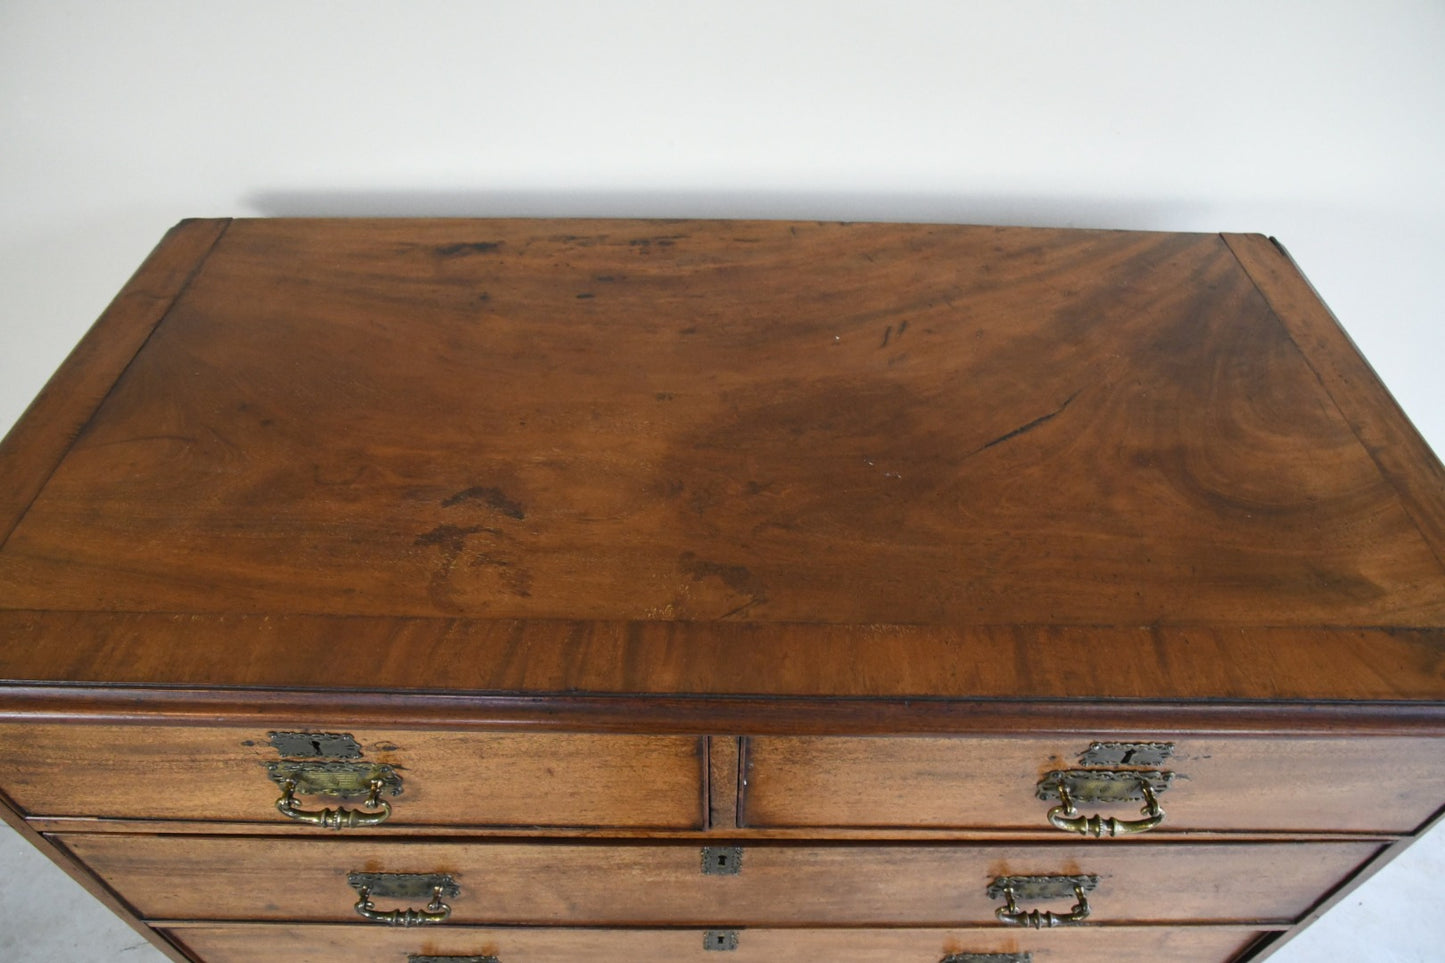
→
(576, 292, 595, 299)
(971, 389, 1082, 456)
(881, 325, 892, 348)
(656, 392, 674, 401)
(435, 241, 503, 257)
(679, 551, 768, 619)
(897, 319, 908, 338)
(415, 524, 489, 553)
(594, 275, 621, 282)
(679, 326, 699, 336)
(442, 487, 526, 519)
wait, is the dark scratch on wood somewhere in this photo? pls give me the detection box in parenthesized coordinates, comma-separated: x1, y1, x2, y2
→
(881, 325, 892, 348)
(970, 389, 1081, 456)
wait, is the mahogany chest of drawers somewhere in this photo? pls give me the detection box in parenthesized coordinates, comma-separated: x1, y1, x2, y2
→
(1, 218, 1442, 963)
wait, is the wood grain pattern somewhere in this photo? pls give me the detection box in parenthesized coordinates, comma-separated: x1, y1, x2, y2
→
(0, 724, 703, 828)
(1, 220, 1441, 631)
(1, 615, 1443, 707)
(164, 923, 1269, 963)
(706, 735, 741, 830)
(1223, 233, 1445, 569)
(742, 735, 1445, 834)
(0, 218, 228, 550)
(62, 834, 1378, 925)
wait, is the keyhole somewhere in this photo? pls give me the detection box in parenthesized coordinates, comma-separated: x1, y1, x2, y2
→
(1119, 748, 1137, 765)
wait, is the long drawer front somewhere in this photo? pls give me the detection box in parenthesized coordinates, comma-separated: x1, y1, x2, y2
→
(62, 835, 1378, 926)
(164, 923, 1271, 963)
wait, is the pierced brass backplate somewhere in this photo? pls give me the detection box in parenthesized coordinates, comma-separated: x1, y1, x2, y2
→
(267, 761, 404, 799)
(986, 874, 1098, 902)
(1077, 741, 1173, 767)
(942, 954, 1033, 963)
(268, 730, 363, 760)
(704, 929, 740, 951)
(348, 872, 460, 901)
(1036, 769, 1172, 804)
(702, 846, 743, 875)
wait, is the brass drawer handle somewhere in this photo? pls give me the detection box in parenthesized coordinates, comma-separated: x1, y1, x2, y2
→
(267, 761, 404, 830)
(988, 875, 1096, 929)
(277, 776, 392, 829)
(1037, 769, 1170, 837)
(354, 884, 452, 926)
(1048, 779, 1162, 837)
(348, 872, 459, 927)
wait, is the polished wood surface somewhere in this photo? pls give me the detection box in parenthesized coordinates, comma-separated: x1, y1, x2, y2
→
(0, 222, 1441, 699)
(165, 923, 1268, 963)
(743, 735, 1445, 833)
(0, 724, 703, 827)
(63, 834, 1377, 925)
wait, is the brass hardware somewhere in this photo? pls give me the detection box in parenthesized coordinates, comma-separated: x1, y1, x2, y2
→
(1077, 741, 1173, 767)
(348, 873, 458, 927)
(409, 957, 498, 963)
(704, 929, 740, 951)
(942, 955, 1033, 963)
(1037, 769, 1170, 837)
(268, 730, 363, 760)
(267, 761, 402, 829)
(702, 845, 742, 875)
(987, 875, 1096, 929)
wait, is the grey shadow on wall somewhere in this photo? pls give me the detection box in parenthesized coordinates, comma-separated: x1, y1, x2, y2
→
(243, 188, 1219, 232)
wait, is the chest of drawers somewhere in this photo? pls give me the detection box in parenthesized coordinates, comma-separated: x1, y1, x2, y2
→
(1, 218, 1442, 963)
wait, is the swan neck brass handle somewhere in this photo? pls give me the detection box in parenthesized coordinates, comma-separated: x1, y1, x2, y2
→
(355, 885, 452, 927)
(1038, 769, 1170, 837)
(1047, 779, 1163, 837)
(995, 883, 1091, 928)
(987, 874, 1097, 929)
(276, 777, 392, 829)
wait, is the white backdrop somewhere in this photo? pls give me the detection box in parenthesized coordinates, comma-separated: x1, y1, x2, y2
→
(1, 3, 1442, 961)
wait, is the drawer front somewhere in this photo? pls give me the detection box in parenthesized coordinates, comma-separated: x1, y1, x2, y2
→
(166, 923, 1269, 963)
(64, 834, 1378, 925)
(743, 735, 1445, 833)
(0, 724, 703, 828)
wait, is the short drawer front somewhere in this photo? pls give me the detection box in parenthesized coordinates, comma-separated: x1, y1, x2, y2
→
(0, 724, 704, 829)
(64, 835, 1378, 926)
(743, 735, 1445, 833)
(166, 923, 1269, 963)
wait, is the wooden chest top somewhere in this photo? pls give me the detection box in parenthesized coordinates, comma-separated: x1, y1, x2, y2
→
(0, 219, 1442, 715)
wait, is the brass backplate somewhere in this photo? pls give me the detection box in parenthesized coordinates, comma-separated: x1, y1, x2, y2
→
(1077, 741, 1173, 767)
(704, 929, 740, 951)
(409, 957, 499, 963)
(347, 872, 460, 900)
(942, 955, 1033, 963)
(986, 874, 1098, 902)
(266, 761, 403, 798)
(1035, 768, 1172, 804)
(268, 730, 363, 760)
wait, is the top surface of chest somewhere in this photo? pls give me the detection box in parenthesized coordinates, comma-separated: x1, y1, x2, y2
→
(1, 219, 1442, 706)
